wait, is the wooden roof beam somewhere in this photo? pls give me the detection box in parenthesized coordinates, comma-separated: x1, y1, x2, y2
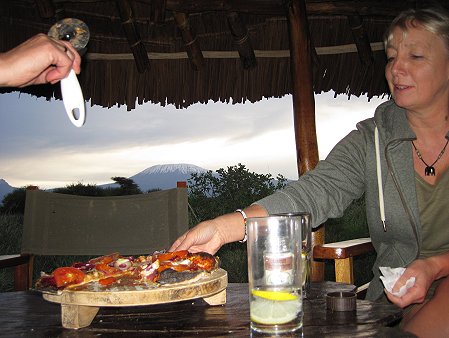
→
(173, 12, 205, 71)
(164, 0, 414, 17)
(37, 0, 423, 17)
(149, 0, 166, 23)
(348, 15, 373, 66)
(115, 0, 150, 73)
(227, 12, 256, 70)
(34, 0, 55, 19)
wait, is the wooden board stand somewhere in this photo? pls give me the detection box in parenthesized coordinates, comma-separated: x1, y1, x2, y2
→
(43, 268, 228, 329)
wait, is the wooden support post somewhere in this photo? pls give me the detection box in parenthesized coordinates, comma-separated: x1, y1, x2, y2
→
(335, 257, 354, 284)
(173, 12, 205, 71)
(287, 0, 324, 282)
(115, 0, 150, 73)
(226, 12, 257, 69)
(348, 15, 374, 66)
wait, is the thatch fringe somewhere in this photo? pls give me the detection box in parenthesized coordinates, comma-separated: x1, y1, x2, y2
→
(0, 2, 398, 109)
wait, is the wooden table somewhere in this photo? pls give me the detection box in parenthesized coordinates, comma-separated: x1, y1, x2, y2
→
(0, 282, 414, 337)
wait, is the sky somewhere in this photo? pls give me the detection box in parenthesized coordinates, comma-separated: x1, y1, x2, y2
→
(0, 90, 387, 190)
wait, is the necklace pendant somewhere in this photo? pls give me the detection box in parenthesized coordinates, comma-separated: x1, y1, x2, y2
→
(425, 166, 436, 176)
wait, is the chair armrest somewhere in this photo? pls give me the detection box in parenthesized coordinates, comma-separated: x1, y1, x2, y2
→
(0, 254, 33, 291)
(0, 254, 30, 268)
(313, 238, 373, 260)
(313, 238, 374, 285)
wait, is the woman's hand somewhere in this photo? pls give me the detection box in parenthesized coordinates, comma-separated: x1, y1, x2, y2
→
(0, 34, 81, 88)
(169, 218, 229, 255)
(170, 204, 268, 254)
(385, 256, 440, 308)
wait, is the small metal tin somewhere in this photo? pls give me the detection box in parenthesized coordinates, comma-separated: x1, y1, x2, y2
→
(326, 291, 357, 312)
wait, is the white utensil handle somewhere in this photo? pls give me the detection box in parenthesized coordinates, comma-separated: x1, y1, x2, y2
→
(60, 69, 86, 127)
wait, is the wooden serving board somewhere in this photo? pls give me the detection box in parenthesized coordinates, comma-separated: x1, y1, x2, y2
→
(43, 268, 228, 329)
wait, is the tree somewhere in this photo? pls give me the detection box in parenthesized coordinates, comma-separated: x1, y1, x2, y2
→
(0, 187, 28, 214)
(53, 183, 105, 196)
(110, 177, 142, 195)
(188, 163, 287, 222)
(187, 163, 287, 283)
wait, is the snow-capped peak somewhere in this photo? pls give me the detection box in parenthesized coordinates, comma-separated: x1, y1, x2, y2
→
(137, 163, 208, 175)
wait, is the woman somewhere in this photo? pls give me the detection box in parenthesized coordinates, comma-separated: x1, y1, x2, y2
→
(0, 33, 80, 88)
(170, 7, 449, 337)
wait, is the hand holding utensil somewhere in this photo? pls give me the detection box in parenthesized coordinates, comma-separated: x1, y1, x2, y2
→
(48, 18, 89, 127)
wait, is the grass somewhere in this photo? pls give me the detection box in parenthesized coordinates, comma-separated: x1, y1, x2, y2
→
(0, 197, 374, 291)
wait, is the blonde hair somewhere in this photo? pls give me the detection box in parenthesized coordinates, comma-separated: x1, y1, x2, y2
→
(384, 7, 449, 52)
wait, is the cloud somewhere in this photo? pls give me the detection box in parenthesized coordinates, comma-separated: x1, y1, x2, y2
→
(0, 91, 387, 188)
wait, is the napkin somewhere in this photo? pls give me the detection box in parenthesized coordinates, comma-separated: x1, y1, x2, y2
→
(379, 266, 415, 297)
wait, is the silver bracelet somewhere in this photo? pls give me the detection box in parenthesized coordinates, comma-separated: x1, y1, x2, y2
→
(235, 209, 248, 243)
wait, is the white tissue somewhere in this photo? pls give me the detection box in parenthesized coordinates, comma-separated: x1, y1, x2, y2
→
(379, 266, 415, 297)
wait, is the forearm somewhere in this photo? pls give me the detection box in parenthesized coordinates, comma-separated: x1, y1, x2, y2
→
(427, 251, 449, 281)
(215, 204, 268, 244)
(0, 53, 14, 87)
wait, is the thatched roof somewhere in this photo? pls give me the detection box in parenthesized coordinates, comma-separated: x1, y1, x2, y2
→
(1, 0, 447, 110)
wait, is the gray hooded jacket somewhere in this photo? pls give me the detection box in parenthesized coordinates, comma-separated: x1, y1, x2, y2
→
(256, 99, 435, 300)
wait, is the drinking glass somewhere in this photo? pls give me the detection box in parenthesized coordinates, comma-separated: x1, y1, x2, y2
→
(274, 212, 311, 298)
(247, 215, 303, 334)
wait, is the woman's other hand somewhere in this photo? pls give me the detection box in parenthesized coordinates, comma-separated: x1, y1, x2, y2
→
(385, 256, 440, 308)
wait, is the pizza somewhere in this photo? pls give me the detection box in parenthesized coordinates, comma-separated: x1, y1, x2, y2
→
(35, 250, 219, 292)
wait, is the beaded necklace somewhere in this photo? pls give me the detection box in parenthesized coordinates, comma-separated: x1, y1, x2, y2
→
(412, 139, 449, 176)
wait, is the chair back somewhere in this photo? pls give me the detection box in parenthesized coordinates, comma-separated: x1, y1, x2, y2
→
(21, 188, 189, 256)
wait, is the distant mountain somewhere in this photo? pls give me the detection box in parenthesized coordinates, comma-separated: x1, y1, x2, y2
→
(0, 164, 209, 203)
(100, 163, 209, 192)
(0, 179, 15, 204)
(129, 163, 208, 191)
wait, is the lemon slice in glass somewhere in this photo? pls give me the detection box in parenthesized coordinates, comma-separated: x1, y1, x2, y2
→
(251, 290, 298, 301)
(250, 296, 301, 325)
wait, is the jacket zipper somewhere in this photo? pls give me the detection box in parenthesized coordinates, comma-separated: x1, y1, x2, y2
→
(384, 138, 420, 260)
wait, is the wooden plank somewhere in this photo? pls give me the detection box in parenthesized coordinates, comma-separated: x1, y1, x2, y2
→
(84, 42, 385, 60)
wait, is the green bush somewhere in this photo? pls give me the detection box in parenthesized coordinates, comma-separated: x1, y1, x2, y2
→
(0, 214, 24, 291)
(323, 196, 375, 286)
